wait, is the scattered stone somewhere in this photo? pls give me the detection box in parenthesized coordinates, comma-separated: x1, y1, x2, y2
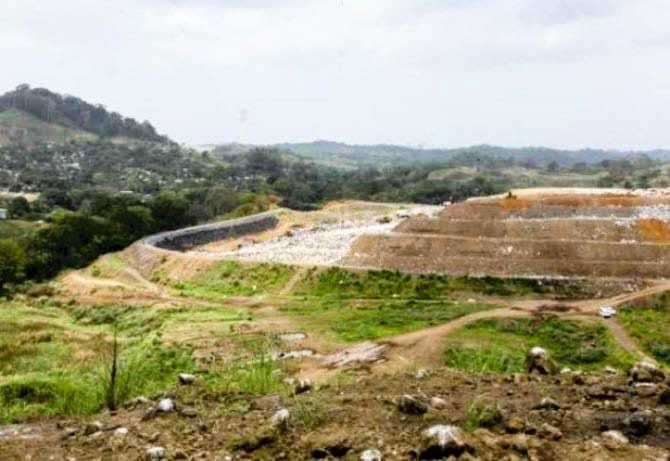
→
(397, 394, 427, 415)
(539, 423, 563, 441)
(311, 448, 329, 459)
(509, 433, 529, 453)
(271, 408, 290, 430)
(420, 425, 470, 459)
(234, 429, 277, 452)
(630, 360, 665, 383)
(84, 421, 103, 436)
(294, 378, 312, 394)
(360, 448, 382, 461)
(505, 417, 526, 434)
(602, 430, 629, 450)
(146, 447, 165, 460)
(524, 347, 558, 375)
(627, 410, 653, 436)
(604, 366, 617, 375)
(560, 367, 572, 374)
(659, 387, 670, 404)
(634, 382, 658, 397)
(278, 332, 307, 342)
(535, 397, 560, 410)
(157, 398, 174, 413)
(178, 373, 196, 385)
(322, 342, 388, 367)
(113, 427, 128, 437)
(415, 369, 429, 380)
(430, 397, 447, 410)
(60, 427, 78, 439)
(179, 407, 198, 418)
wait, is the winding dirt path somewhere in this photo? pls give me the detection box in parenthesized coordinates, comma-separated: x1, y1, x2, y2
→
(303, 282, 670, 380)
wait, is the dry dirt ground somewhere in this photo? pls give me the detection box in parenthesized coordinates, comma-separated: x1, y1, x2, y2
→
(7, 194, 670, 460)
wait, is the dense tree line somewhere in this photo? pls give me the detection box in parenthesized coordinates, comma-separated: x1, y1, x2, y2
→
(0, 188, 270, 293)
(0, 85, 168, 142)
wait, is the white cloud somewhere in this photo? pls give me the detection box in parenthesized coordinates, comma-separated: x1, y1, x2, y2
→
(0, 0, 669, 149)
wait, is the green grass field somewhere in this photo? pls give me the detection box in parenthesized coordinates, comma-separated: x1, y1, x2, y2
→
(442, 316, 634, 374)
(170, 260, 295, 300)
(281, 298, 492, 342)
(619, 293, 670, 365)
(294, 267, 558, 300)
(0, 300, 273, 423)
(0, 219, 40, 240)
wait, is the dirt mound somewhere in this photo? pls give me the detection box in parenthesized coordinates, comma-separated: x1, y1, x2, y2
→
(347, 188, 670, 278)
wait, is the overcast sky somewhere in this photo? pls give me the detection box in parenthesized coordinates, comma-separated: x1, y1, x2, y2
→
(2, 0, 670, 150)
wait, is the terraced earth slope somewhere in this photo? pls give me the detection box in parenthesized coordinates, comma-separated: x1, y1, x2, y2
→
(344, 188, 670, 278)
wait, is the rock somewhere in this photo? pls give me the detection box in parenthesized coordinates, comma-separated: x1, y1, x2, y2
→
(630, 360, 665, 383)
(146, 447, 165, 460)
(233, 429, 277, 452)
(602, 430, 629, 450)
(560, 367, 572, 374)
(430, 397, 447, 410)
(524, 347, 558, 375)
(60, 427, 78, 439)
(604, 366, 618, 375)
(634, 382, 658, 397)
(271, 408, 290, 430)
(539, 423, 563, 440)
(415, 369, 429, 380)
(586, 385, 617, 400)
(509, 433, 529, 453)
(157, 398, 174, 412)
(294, 378, 312, 394)
(505, 417, 526, 434)
(360, 448, 382, 461)
(420, 425, 470, 459)
(397, 394, 428, 415)
(83, 421, 103, 436)
(311, 448, 329, 459)
(535, 397, 560, 410)
(627, 410, 653, 436)
(179, 407, 198, 418)
(178, 373, 196, 385)
(174, 450, 187, 460)
(659, 387, 670, 404)
(113, 427, 128, 437)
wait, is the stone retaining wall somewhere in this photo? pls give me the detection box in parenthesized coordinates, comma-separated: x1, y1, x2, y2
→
(143, 211, 279, 252)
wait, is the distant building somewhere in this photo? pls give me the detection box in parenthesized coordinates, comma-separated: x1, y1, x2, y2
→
(0, 208, 7, 220)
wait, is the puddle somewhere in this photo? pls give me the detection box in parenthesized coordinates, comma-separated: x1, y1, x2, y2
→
(278, 332, 307, 342)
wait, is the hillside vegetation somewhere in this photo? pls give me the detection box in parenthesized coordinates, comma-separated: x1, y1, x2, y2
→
(0, 84, 168, 144)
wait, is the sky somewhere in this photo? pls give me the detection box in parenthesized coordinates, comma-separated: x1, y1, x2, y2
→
(2, 0, 670, 150)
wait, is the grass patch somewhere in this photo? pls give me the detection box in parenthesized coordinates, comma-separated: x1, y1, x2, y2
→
(442, 315, 634, 374)
(619, 292, 670, 365)
(282, 298, 491, 342)
(172, 261, 295, 299)
(0, 220, 40, 240)
(295, 267, 568, 299)
(465, 399, 503, 432)
(0, 301, 253, 422)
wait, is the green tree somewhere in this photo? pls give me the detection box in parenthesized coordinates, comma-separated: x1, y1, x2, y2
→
(0, 239, 26, 292)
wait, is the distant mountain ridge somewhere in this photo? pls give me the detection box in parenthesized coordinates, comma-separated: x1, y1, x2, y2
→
(0, 84, 169, 145)
(210, 140, 670, 169)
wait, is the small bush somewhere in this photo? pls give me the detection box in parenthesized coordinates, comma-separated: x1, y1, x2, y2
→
(465, 399, 503, 432)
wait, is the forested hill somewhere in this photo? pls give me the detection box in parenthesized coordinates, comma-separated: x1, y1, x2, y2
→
(212, 140, 670, 170)
(0, 84, 169, 144)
